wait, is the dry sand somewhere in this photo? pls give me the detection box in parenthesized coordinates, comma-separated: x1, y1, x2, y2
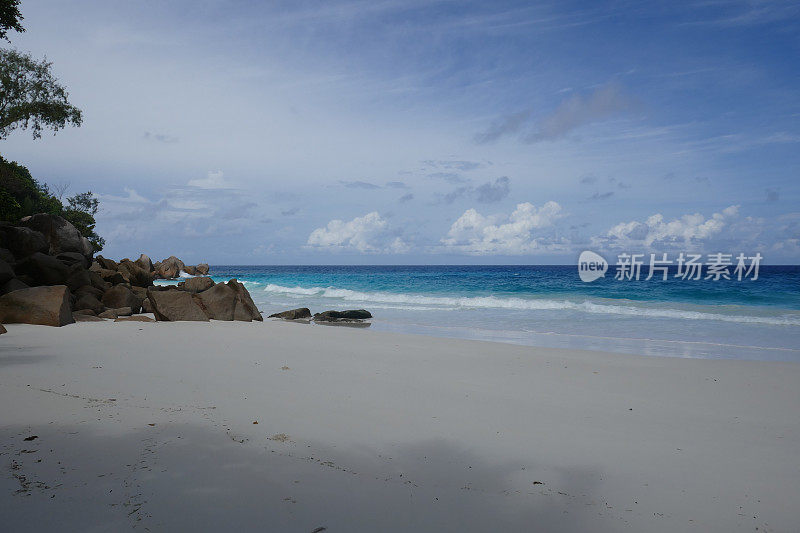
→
(1, 320, 798, 532)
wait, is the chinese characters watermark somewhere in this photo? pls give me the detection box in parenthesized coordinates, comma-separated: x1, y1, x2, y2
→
(578, 251, 762, 282)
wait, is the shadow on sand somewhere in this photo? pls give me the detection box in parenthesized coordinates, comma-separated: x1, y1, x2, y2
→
(0, 419, 617, 532)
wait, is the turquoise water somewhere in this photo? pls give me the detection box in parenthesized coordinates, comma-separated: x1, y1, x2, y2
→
(166, 265, 800, 361)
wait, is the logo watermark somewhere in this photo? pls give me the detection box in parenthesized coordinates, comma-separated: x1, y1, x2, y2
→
(578, 252, 762, 282)
(578, 250, 608, 282)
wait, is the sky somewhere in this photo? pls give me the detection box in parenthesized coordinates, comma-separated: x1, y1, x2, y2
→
(1, 0, 799, 264)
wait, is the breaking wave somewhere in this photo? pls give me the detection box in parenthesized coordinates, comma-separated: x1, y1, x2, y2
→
(262, 283, 800, 326)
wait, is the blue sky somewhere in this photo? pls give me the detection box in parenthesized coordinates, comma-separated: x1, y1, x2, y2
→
(2, 0, 799, 264)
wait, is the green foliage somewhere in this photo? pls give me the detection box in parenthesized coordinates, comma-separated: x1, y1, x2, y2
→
(63, 191, 104, 251)
(0, 2, 101, 250)
(0, 154, 60, 218)
(0, 0, 24, 41)
(0, 48, 82, 139)
(0, 156, 104, 251)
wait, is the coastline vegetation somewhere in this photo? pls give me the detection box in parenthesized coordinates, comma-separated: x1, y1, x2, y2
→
(0, 0, 102, 251)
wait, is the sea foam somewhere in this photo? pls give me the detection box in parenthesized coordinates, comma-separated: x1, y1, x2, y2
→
(262, 283, 800, 326)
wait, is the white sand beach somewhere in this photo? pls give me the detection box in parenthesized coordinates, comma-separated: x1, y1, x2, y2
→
(1, 321, 799, 532)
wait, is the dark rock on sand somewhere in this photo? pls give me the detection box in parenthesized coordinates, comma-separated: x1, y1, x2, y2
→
(74, 293, 105, 314)
(313, 309, 372, 321)
(269, 308, 312, 320)
(147, 288, 209, 321)
(314, 320, 372, 328)
(20, 213, 92, 256)
(99, 268, 127, 285)
(0, 259, 14, 285)
(74, 313, 105, 322)
(102, 285, 141, 314)
(134, 253, 153, 272)
(75, 284, 104, 301)
(88, 270, 108, 291)
(195, 283, 237, 320)
(65, 266, 92, 292)
(98, 309, 119, 319)
(188, 280, 262, 322)
(155, 256, 186, 279)
(95, 255, 118, 271)
(16, 252, 70, 286)
(181, 276, 214, 293)
(0, 323, 5, 333)
(1, 278, 29, 295)
(56, 252, 89, 269)
(115, 315, 155, 322)
(118, 259, 153, 287)
(227, 279, 263, 321)
(0, 225, 48, 258)
(0, 285, 75, 326)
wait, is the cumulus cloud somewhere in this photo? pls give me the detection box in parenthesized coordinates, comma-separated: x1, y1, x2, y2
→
(441, 201, 564, 254)
(306, 212, 408, 253)
(95, 182, 262, 258)
(594, 205, 740, 249)
(475, 83, 635, 144)
(398, 193, 414, 203)
(187, 170, 233, 189)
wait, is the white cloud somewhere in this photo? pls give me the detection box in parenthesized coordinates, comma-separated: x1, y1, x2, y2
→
(95, 183, 260, 259)
(98, 187, 149, 205)
(307, 212, 408, 253)
(595, 205, 740, 249)
(187, 170, 233, 189)
(441, 201, 564, 254)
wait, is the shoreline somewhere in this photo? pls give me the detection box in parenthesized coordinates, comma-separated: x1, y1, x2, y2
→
(170, 265, 800, 362)
(2, 320, 799, 531)
(358, 317, 800, 361)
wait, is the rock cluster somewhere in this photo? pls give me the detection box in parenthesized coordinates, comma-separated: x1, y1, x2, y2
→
(268, 307, 372, 323)
(0, 213, 260, 327)
(313, 309, 372, 321)
(151, 256, 209, 280)
(146, 279, 262, 322)
(268, 307, 312, 320)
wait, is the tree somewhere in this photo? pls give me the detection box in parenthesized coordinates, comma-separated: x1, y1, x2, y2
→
(0, 155, 61, 220)
(0, 157, 105, 251)
(63, 191, 104, 252)
(0, 48, 82, 139)
(0, 0, 24, 41)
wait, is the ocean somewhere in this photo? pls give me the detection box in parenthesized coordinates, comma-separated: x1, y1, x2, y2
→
(162, 265, 800, 362)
